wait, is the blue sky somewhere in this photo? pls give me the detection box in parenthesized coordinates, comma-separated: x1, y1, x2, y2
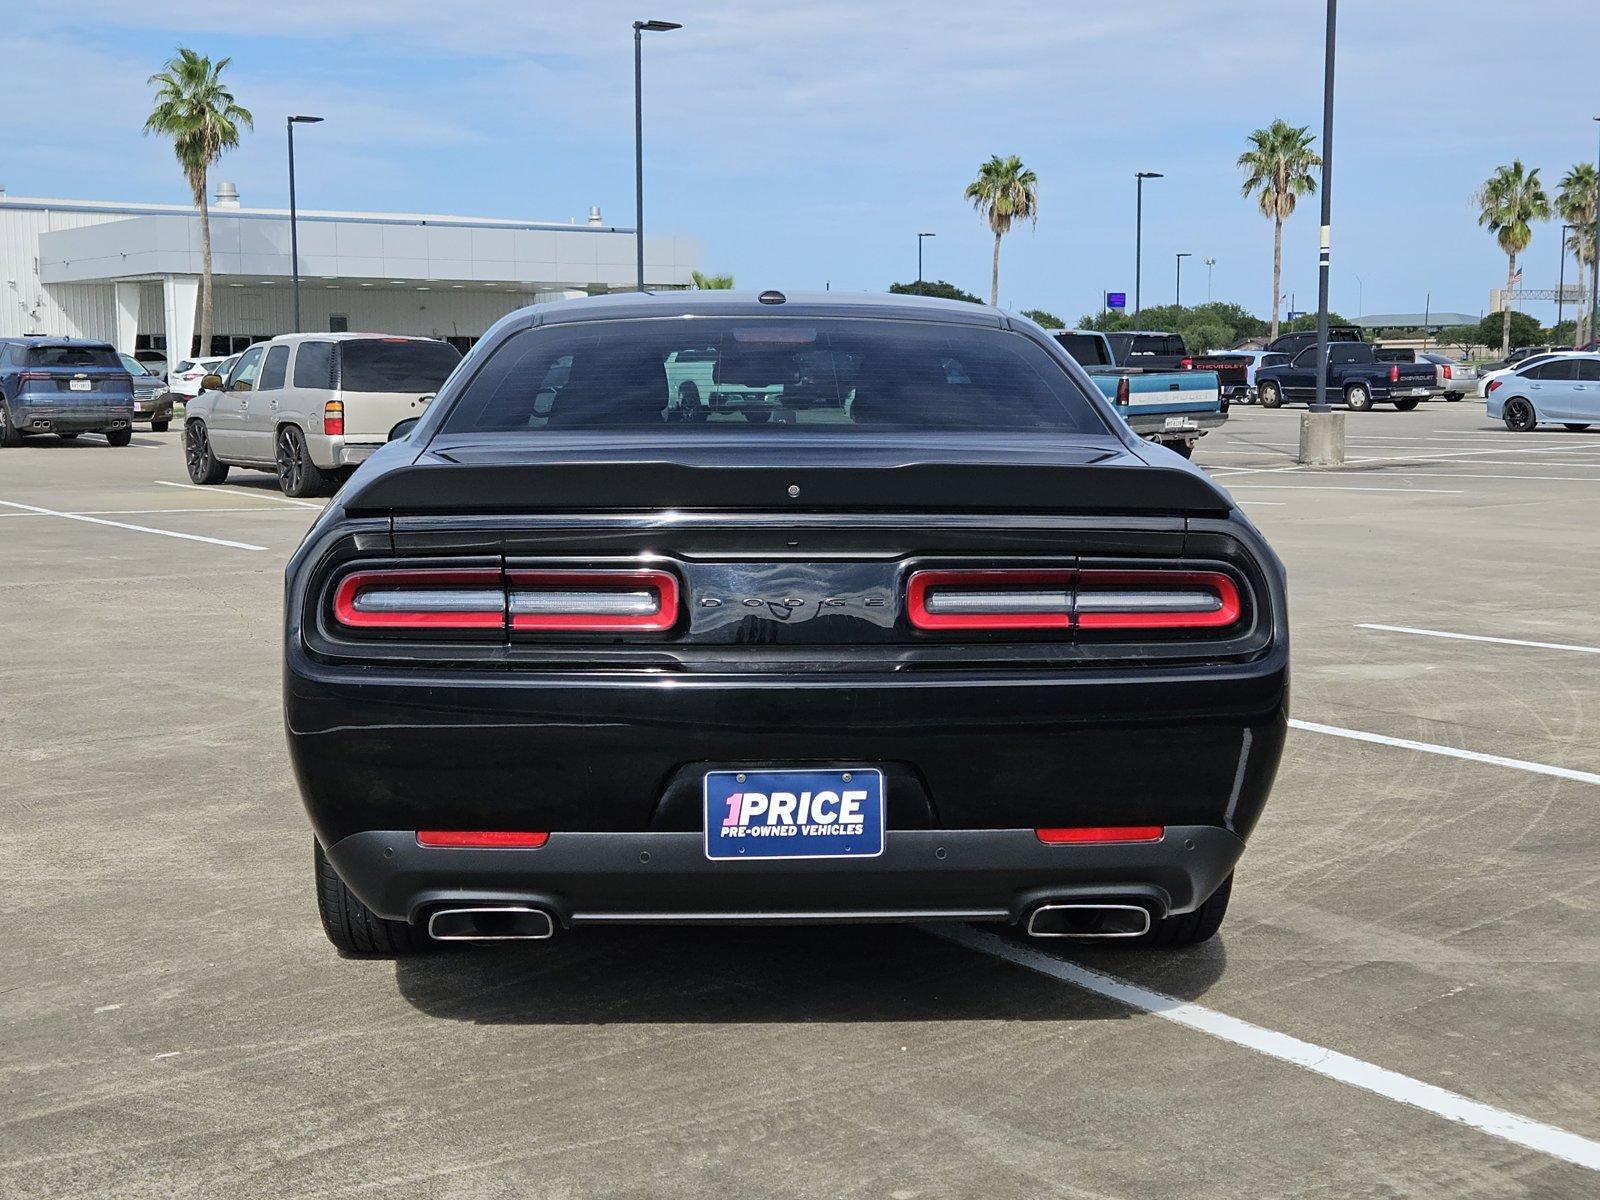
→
(7, 1, 1598, 325)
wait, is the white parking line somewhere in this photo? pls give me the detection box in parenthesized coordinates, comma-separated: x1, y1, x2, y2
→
(0, 499, 266, 551)
(155, 479, 323, 509)
(1211, 441, 1600, 479)
(932, 925, 1600, 1173)
(1224, 484, 1465, 494)
(1289, 718, 1600, 786)
(1356, 624, 1600, 656)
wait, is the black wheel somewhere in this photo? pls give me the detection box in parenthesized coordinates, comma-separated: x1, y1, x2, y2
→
(151, 419, 170, 433)
(0, 403, 19, 447)
(184, 420, 229, 483)
(276, 424, 332, 498)
(58, 432, 79, 441)
(1168, 440, 1195, 459)
(1258, 381, 1282, 408)
(1563, 423, 1591, 432)
(1344, 383, 1374, 412)
(1133, 874, 1232, 948)
(742, 409, 772, 424)
(1503, 398, 1537, 432)
(106, 427, 132, 447)
(314, 839, 431, 957)
(676, 381, 706, 421)
(1392, 398, 1420, 412)
(1445, 392, 1463, 402)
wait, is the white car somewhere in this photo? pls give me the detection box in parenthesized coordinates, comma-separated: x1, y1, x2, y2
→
(168, 356, 230, 398)
(1477, 351, 1586, 398)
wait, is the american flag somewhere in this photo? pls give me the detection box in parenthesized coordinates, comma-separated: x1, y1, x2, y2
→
(1510, 267, 1523, 285)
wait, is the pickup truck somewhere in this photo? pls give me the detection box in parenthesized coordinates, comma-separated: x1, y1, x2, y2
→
(1053, 329, 1225, 456)
(1105, 330, 1251, 397)
(1254, 340, 1439, 410)
(1262, 325, 1365, 356)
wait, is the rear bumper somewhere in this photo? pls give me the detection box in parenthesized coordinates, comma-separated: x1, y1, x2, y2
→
(11, 401, 132, 433)
(1124, 409, 1228, 439)
(305, 432, 381, 469)
(324, 824, 1246, 925)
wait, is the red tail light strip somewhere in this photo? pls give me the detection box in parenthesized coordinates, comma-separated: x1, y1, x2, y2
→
(1075, 570, 1241, 630)
(907, 569, 1076, 630)
(333, 568, 505, 629)
(1036, 825, 1164, 844)
(417, 830, 549, 848)
(507, 569, 679, 632)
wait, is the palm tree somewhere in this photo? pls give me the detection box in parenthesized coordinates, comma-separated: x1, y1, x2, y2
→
(1556, 162, 1598, 345)
(690, 270, 734, 289)
(1237, 120, 1320, 340)
(1476, 160, 1551, 357)
(144, 49, 252, 361)
(964, 155, 1038, 306)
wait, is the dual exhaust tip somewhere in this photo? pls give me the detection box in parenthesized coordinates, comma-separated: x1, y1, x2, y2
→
(1025, 903, 1152, 940)
(427, 905, 555, 942)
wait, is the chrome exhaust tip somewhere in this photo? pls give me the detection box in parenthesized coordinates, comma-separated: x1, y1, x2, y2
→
(427, 906, 555, 942)
(1025, 903, 1152, 939)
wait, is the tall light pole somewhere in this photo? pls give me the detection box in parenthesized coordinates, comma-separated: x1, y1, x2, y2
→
(1204, 256, 1216, 303)
(1354, 273, 1363, 317)
(1134, 171, 1162, 315)
(917, 232, 936, 294)
(1175, 252, 1192, 306)
(633, 19, 682, 292)
(1311, 0, 1337, 415)
(286, 115, 323, 334)
(1590, 116, 1599, 346)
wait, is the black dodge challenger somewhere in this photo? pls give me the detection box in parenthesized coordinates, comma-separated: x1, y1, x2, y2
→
(286, 291, 1287, 955)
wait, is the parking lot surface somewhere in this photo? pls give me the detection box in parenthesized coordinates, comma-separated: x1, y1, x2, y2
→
(3, 405, 1599, 1198)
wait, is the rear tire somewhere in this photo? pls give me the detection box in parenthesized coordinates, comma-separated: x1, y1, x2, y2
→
(276, 424, 332, 498)
(151, 419, 170, 433)
(1563, 423, 1591, 431)
(1257, 382, 1282, 408)
(314, 839, 431, 957)
(1392, 398, 1419, 412)
(1134, 874, 1232, 948)
(1169, 440, 1195, 459)
(1344, 383, 1374, 411)
(106, 427, 132, 447)
(184, 420, 229, 483)
(0, 403, 20, 447)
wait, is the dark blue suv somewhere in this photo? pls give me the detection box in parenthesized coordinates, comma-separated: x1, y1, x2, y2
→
(0, 337, 135, 447)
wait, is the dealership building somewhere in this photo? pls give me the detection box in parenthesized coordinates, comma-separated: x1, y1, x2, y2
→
(0, 185, 700, 360)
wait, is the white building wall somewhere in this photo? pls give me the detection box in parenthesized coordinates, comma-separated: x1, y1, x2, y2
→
(0, 206, 134, 338)
(207, 285, 579, 342)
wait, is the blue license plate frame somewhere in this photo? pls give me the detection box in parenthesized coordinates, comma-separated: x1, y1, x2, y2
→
(703, 768, 885, 861)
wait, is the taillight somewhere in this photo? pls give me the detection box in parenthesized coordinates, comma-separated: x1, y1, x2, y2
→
(1075, 569, 1241, 630)
(906, 569, 1074, 630)
(324, 400, 345, 437)
(18, 371, 50, 384)
(507, 568, 679, 632)
(1036, 826, 1164, 844)
(332, 568, 504, 630)
(1389, 365, 1399, 383)
(1180, 357, 1193, 370)
(905, 568, 1242, 633)
(417, 830, 549, 848)
(1487, 379, 1502, 394)
(1115, 376, 1130, 405)
(1441, 365, 1452, 380)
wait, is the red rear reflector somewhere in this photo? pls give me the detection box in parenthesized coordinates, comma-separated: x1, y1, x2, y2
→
(332, 568, 504, 630)
(907, 569, 1075, 630)
(1389, 364, 1400, 383)
(1181, 357, 1193, 369)
(417, 830, 549, 848)
(507, 568, 679, 632)
(1036, 826, 1164, 844)
(1074, 570, 1241, 630)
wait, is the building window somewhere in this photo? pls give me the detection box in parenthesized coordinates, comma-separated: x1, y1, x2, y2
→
(329, 314, 349, 333)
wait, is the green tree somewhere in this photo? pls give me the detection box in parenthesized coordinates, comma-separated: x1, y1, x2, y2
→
(1237, 120, 1320, 341)
(1021, 308, 1064, 329)
(1283, 309, 1351, 334)
(1475, 160, 1551, 357)
(1471, 310, 1541, 353)
(964, 154, 1038, 306)
(144, 48, 253, 358)
(1555, 162, 1597, 344)
(690, 270, 734, 289)
(1077, 309, 1133, 333)
(888, 279, 982, 304)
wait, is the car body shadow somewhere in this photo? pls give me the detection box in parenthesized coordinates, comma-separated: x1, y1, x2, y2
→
(393, 923, 1227, 1025)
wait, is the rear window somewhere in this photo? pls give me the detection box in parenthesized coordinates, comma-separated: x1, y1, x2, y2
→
(1114, 334, 1185, 359)
(27, 346, 120, 369)
(1052, 333, 1112, 366)
(337, 339, 460, 393)
(441, 317, 1108, 436)
(1374, 348, 1411, 362)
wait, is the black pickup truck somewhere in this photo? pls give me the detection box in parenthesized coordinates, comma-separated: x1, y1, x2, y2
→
(1254, 341, 1439, 410)
(1106, 331, 1250, 396)
(1263, 326, 1365, 356)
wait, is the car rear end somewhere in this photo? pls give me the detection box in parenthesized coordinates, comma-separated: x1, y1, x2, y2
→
(1185, 353, 1250, 400)
(287, 298, 1287, 948)
(1387, 359, 1440, 399)
(305, 337, 462, 471)
(11, 342, 133, 437)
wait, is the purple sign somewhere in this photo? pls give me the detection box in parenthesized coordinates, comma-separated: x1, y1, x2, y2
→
(1106, 292, 1127, 310)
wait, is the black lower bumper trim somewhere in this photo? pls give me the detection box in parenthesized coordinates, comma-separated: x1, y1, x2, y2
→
(324, 825, 1245, 926)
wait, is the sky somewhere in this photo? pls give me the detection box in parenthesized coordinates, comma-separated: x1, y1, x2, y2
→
(5, 1, 1598, 326)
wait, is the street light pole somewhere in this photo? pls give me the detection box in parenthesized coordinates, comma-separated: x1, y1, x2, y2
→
(1134, 171, 1162, 315)
(286, 115, 323, 334)
(1175, 252, 1192, 306)
(633, 19, 682, 292)
(1590, 116, 1600, 346)
(1311, 0, 1337, 416)
(917, 232, 936, 294)
(1204, 257, 1216, 303)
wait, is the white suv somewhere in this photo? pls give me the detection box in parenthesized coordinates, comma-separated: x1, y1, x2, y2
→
(182, 333, 461, 496)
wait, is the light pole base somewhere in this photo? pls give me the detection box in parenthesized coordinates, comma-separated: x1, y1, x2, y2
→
(1298, 409, 1346, 466)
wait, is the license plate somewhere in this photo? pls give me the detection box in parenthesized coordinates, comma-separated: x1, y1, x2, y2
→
(704, 769, 884, 860)
(1163, 416, 1196, 430)
(69, 379, 91, 391)
(1405, 387, 1430, 396)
